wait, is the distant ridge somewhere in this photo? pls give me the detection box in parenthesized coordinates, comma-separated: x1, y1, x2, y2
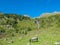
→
(34, 11, 60, 18)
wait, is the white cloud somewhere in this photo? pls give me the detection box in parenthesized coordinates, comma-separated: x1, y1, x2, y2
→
(24, 14, 30, 17)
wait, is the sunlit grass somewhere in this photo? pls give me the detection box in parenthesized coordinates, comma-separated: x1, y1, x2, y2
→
(0, 26, 60, 45)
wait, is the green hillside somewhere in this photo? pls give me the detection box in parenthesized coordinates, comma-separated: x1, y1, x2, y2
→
(0, 13, 60, 45)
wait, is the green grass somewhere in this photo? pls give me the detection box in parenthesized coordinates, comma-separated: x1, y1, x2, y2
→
(0, 26, 60, 45)
(0, 13, 60, 45)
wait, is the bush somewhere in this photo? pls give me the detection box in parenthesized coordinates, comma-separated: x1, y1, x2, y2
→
(24, 31, 27, 35)
(0, 30, 5, 34)
(27, 27, 32, 31)
(11, 33, 15, 37)
(15, 29, 19, 33)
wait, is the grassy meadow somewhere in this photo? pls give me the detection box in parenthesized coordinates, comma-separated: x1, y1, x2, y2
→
(0, 13, 60, 45)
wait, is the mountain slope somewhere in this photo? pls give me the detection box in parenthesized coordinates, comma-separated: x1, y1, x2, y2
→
(0, 13, 60, 45)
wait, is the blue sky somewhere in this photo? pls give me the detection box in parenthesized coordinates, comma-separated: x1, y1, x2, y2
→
(0, 0, 60, 18)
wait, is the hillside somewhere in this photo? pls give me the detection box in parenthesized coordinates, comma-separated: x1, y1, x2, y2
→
(38, 13, 60, 28)
(0, 13, 60, 45)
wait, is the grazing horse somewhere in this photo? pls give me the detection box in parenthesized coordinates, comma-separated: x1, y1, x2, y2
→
(29, 37, 38, 42)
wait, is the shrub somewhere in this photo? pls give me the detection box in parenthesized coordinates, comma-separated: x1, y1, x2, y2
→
(0, 29, 5, 34)
(11, 33, 15, 37)
(27, 27, 32, 31)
